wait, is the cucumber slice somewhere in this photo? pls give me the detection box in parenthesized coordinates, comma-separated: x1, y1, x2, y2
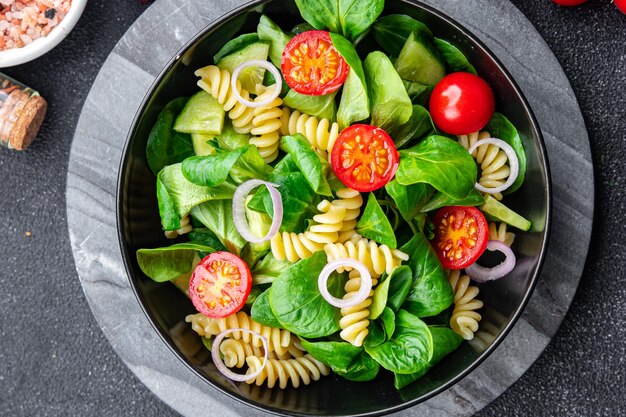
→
(395, 31, 446, 86)
(173, 91, 225, 135)
(217, 42, 270, 92)
(481, 195, 532, 231)
(191, 133, 216, 156)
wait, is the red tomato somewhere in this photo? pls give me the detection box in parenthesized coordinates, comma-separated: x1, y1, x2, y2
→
(615, 0, 626, 14)
(331, 124, 399, 192)
(551, 0, 588, 5)
(431, 206, 489, 270)
(281, 30, 349, 96)
(429, 72, 495, 135)
(189, 252, 252, 318)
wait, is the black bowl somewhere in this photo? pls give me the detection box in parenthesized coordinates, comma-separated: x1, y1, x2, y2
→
(117, 0, 551, 415)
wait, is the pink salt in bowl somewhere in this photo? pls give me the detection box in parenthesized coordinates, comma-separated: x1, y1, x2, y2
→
(0, 0, 86, 67)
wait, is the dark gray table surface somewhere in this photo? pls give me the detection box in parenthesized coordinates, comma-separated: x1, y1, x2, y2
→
(0, 0, 624, 416)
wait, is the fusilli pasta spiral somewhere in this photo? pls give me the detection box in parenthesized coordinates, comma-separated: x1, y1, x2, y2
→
(186, 311, 293, 356)
(195, 65, 255, 134)
(249, 84, 283, 163)
(164, 214, 192, 239)
(339, 270, 378, 347)
(280, 107, 339, 158)
(458, 131, 510, 200)
(324, 235, 408, 278)
(448, 270, 483, 341)
(489, 222, 515, 247)
(219, 337, 305, 368)
(245, 354, 330, 389)
(270, 188, 363, 262)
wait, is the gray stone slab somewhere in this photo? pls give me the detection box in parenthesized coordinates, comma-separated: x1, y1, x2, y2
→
(66, 0, 593, 416)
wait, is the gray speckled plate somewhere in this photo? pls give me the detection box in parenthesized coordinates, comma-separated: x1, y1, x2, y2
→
(66, 0, 593, 416)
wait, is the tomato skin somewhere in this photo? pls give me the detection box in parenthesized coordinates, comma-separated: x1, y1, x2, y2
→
(189, 252, 252, 318)
(615, 0, 626, 14)
(551, 0, 588, 5)
(281, 30, 349, 96)
(431, 206, 489, 270)
(331, 124, 399, 192)
(429, 72, 495, 136)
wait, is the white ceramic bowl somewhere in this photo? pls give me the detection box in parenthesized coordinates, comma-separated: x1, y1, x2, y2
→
(0, 0, 87, 67)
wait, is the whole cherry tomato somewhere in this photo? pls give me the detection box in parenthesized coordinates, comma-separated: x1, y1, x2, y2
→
(429, 72, 495, 136)
(281, 30, 349, 96)
(551, 0, 588, 5)
(189, 251, 252, 318)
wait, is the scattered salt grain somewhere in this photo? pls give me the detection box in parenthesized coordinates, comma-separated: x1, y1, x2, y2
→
(0, 0, 72, 52)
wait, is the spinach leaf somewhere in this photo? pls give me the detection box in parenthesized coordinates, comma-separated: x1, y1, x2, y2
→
(386, 265, 413, 312)
(213, 33, 260, 63)
(400, 233, 453, 317)
(282, 134, 332, 196)
(251, 253, 292, 285)
(187, 228, 227, 252)
(229, 145, 272, 184)
(380, 306, 396, 338)
(137, 243, 214, 282)
(396, 135, 477, 199)
(394, 326, 463, 389)
(245, 286, 262, 308)
(402, 80, 433, 105)
(433, 38, 477, 75)
(295, 0, 384, 41)
(248, 166, 318, 233)
(215, 122, 250, 150)
(182, 147, 248, 187)
(356, 193, 396, 248)
(385, 180, 434, 223)
(269, 252, 343, 338)
(291, 22, 315, 35)
(364, 51, 413, 131)
(300, 340, 380, 382)
(157, 164, 236, 230)
(257, 15, 292, 67)
(251, 288, 282, 328)
(364, 320, 386, 348)
(372, 15, 433, 57)
(331, 32, 369, 130)
(486, 113, 527, 194)
(365, 310, 433, 374)
(190, 200, 246, 255)
(389, 105, 436, 149)
(283, 90, 337, 121)
(421, 189, 485, 213)
(370, 273, 391, 320)
(146, 98, 195, 176)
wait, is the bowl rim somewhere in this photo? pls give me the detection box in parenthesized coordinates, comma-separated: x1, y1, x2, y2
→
(116, 0, 552, 415)
(0, 0, 87, 68)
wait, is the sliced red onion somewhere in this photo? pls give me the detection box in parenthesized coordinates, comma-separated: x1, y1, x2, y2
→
(211, 328, 268, 382)
(467, 138, 519, 195)
(232, 179, 282, 243)
(231, 60, 282, 108)
(318, 259, 372, 309)
(465, 240, 516, 283)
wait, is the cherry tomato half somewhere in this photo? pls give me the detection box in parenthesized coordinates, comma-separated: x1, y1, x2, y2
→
(615, 0, 626, 14)
(331, 124, 399, 192)
(281, 30, 349, 96)
(429, 72, 495, 136)
(189, 251, 252, 318)
(551, 0, 588, 5)
(431, 206, 489, 270)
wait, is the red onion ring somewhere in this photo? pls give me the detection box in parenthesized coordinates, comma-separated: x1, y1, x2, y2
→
(211, 328, 268, 382)
(467, 138, 519, 195)
(232, 179, 282, 243)
(231, 60, 282, 108)
(318, 259, 372, 309)
(465, 240, 516, 283)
